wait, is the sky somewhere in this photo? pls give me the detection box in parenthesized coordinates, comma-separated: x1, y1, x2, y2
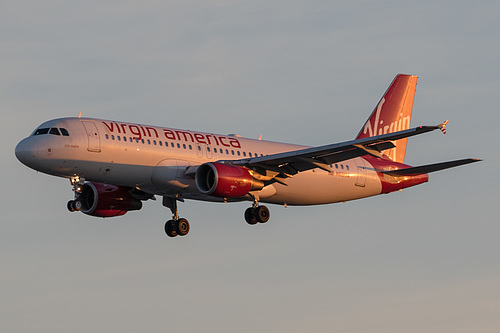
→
(1, 1, 499, 332)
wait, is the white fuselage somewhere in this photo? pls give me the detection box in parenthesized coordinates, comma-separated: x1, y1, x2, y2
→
(16, 117, 383, 206)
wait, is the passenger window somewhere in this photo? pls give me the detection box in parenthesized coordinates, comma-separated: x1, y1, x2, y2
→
(159, 141, 162, 146)
(60, 128, 70, 136)
(147, 139, 150, 144)
(189, 145, 192, 150)
(237, 151, 240, 156)
(171, 142, 174, 147)
(34, 128, 50, 135)
(177, 143, 180, 148)
(346, 165, 349, 171)
(153, 140, 157, 145)
(105, 134, 109, 139)
(141, 139, 145, 144)
(111, 135, 115, 140)
(118, 136, 121, 141)
(243, 152, 246, 157)
(183, 144, 186, 149)
(231, 150, 235, 155)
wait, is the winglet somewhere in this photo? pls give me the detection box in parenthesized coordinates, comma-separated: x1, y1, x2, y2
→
(438, 120, 449, 134)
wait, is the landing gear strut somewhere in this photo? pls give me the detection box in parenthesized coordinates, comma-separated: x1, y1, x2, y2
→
(67, 176, 84, 212)
(163, 196, 190, 237)
(244, 199, 270, 225)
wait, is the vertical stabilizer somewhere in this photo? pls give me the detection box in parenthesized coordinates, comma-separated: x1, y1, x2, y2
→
(356, 74, 418, 163)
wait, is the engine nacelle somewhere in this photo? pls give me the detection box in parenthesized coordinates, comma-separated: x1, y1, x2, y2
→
(195, 162, 264, 198)
(79, 182, 142, 218)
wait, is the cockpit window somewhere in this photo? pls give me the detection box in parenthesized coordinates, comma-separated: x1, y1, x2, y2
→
(32, 127, 69, 136)
(33, 128, 50, 135)
(49, 128, 61, 135)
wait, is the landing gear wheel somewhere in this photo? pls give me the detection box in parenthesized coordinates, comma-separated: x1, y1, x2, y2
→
(175, 218, 190, 236)
(165, 220, 178, 237)
(255, 205, 270, 223)
(67, 200, 76, 212)
(245, 207, 258, 225)
(73, 200, 82, 211)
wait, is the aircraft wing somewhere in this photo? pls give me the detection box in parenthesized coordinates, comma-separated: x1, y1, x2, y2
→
(226, 123, 447, 180)
(381, 158, 481, 176)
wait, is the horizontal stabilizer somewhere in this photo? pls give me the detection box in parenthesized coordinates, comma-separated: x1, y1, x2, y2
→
(383, 158, 481, 176)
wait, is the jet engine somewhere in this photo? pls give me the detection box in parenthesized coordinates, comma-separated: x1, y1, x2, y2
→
(195, 162, 264, 198)
(78, 182, 142, 217)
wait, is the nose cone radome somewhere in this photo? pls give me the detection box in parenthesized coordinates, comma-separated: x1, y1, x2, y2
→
(15, 138, 38, 168)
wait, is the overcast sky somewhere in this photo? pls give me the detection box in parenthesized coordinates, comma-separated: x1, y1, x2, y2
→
(1, 1, 499, 332)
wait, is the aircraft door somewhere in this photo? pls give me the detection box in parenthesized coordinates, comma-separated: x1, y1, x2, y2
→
(354, 158, 367, 187)
(206, 145, 213, 159)
(196, 144, 203, 158)
(81, 121, 101, 152)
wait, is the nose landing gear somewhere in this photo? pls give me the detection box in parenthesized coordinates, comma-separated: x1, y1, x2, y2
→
(67, 176, 84, 212)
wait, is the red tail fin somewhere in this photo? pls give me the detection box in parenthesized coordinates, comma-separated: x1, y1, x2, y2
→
(356, 74, 418, 163)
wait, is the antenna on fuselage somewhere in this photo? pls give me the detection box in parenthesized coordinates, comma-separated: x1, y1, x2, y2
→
(258, 134, 262, 140)
(78, 111, 82, 118)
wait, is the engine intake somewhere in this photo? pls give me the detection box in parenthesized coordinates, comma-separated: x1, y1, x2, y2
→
(79, 182, 142, 217)
(195, 162, 264, 198)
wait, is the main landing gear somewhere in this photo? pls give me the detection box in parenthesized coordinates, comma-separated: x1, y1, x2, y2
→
(162, 196, 270, 237)
(244, 200, 270, 225)
(163, 196, 190, 237)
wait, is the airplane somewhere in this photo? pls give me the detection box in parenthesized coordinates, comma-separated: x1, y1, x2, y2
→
(15, 74, 480, 237)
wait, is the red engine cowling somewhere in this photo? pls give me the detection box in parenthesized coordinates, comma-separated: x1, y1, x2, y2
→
(79, 182, 142, 217)
(195, 162, 264, 198)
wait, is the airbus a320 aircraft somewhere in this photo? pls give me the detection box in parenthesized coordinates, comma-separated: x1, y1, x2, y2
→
(15, 74, 480, 237)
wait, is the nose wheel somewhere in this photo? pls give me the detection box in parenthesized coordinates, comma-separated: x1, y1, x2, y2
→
(67, 199, 82, 212)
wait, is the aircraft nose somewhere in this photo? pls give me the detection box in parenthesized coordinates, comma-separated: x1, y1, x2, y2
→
(15, 138, 38, 167)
